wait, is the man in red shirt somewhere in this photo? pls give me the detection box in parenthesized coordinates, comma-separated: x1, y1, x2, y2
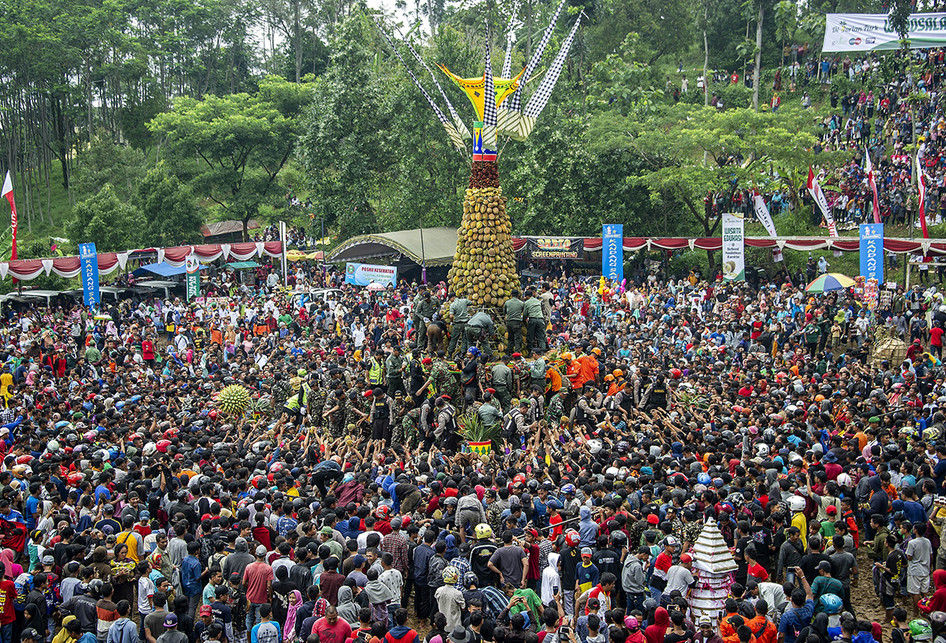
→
(0, 562, 14, 640)
(312, 606, 353, 643)
(651, 537, 677, 603)
(931, 321, 944, 359)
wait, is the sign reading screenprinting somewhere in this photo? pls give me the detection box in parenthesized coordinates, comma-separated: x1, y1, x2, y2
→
(79, 243, 99, 308)
(602, 224, 623, 281)
(526, 237, 583, 259)
(722, 213, 745, 282)
(345, 263, 398, 287)
(824, 13, 946, 52)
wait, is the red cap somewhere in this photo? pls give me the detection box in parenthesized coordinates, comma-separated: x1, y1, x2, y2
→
(826, 505, 837, 515)
(647, 514, 659, 525)
(525, 528, 539, 538)
(512, 352, 522, 358)
(422, 358, 433, 365)
(199, 605, 212, 617)
(679, 553, 692, 564)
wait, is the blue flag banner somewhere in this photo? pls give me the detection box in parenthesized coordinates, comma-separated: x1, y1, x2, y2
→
(859, 224, 884, 283)
(79, 242, 100, 309)
(602, 224, 623, 281)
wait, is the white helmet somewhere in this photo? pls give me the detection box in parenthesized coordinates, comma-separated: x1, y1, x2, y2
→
(588, 439, 603, 455)
(606, 467, 620, 477)
(47, 440, 60, 453)
(788, 496, 806, 512)
(755, 443, 770, 457)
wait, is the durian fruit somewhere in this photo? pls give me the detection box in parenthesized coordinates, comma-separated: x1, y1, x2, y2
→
(448, 160, 519, 308)
(218, 385, 252, 416)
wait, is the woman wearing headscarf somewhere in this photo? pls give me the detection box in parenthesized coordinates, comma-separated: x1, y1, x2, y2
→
(797, 613, 831, 643)
(920, 569, 946, 613)
(283, 589, 303, 641)
(645, 607, 670, 643)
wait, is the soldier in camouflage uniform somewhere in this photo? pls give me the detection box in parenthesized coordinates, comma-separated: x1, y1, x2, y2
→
(271, 373, 293, 410)
(324, 383, 347, 438)
(308, 382, 328, 428)
(486, 490, 509, 534)
(546, 391, 565, 430)
(396, 406, 421, 449)
(418, 356, 459, 400)
(509, 355, 528, 398)
(344, 389, 370, 439)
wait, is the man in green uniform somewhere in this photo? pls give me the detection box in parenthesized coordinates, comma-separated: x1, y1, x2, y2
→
(324, 382, 347, 437)
(412, 288, 441, 352)
(545, 390, 565, 430)
(344, 390, 369, 439)
(503, 290, 525, 355)
(386, 345, 408, 397)
(523, 289, 546, 354)
(417, 354, 459, 400)
(466, 311, 496, 359)
(477, 391, 503, 429)
(448, 293, 471, 357)
(490, 358, 513, 412)
(396, 406, 422, 449)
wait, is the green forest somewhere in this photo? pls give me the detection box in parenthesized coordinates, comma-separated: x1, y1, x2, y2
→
(0, 0, 916, 262)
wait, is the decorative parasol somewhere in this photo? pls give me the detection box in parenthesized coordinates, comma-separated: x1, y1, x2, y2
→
(806, 273, 855, 293)
(365, 282, 386, 292)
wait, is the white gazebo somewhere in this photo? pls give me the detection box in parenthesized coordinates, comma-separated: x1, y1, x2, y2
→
(689, 517, 738, 625)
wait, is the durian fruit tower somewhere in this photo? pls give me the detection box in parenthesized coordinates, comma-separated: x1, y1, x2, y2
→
(448, 160, 519, 307)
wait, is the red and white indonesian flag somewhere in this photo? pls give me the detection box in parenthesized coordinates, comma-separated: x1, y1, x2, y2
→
(808, 167, 838, 237)
(1, 172, 16, 261)
(917, 150, 929, 239)
(864, 150, 880, 224)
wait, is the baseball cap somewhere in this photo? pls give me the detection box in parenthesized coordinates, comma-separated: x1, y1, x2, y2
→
(818, 560, 832, 572)
(164, 614, 178, 628)
(256, 545, 268, 557)
(664, 536, 679, 547)
(41, 555, 54, 565)
(199, 605, 212, 617)
(581, 547, 593, 557)
(21, 629, 39, 641)
(698, 616, 713, 627)
(320, 526, 333, 536)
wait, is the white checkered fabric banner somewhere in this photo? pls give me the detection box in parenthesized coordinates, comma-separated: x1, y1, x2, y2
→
(524, 13, 582, 118)
(506, 0, 566, 114)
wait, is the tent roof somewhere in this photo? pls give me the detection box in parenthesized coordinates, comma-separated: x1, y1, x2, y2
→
(327, 227, 457, 267)
(200, 219, 260, 238)
(133, 262, 207, 278)
(226, 261, 260, 269)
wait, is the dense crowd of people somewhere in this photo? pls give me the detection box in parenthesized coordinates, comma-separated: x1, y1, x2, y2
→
(0, 244, 944, 643)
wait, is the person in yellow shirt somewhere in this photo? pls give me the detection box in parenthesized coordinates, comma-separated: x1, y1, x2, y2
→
(0, 366, 12, 407)
(789, 496, 808, 552)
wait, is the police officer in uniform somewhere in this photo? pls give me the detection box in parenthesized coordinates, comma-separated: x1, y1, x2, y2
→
(368, 387, 396, 445)
(575, 384, 605, 433)
(640, 374, 671, 411)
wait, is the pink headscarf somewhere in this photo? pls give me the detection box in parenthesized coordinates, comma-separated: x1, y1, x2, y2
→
(283, 590, 303, 641)
(0, 549, 19, 580)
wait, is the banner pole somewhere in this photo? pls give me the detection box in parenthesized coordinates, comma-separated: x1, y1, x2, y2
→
(279, 221, 289, 287)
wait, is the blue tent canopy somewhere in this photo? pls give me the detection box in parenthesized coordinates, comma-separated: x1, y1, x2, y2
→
(132, 262, 207, 278)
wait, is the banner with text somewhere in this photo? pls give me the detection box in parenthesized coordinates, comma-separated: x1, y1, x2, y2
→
(602, 224, 623, 282)
(859, 224, 883, 309)
(345, 262, 398, 287)
(722, 213, 745, 281)
(525, 237, 584, 259)
(79, 243, 99, 308)
(824, 13, 946, 52)
(186, 254, 200, 302)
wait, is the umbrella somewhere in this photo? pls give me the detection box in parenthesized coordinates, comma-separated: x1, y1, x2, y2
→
(365, 282, 385, 292)
(806, 273, 855, 293)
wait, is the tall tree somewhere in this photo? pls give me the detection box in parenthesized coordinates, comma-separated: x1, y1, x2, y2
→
(149, 75, 312, 238)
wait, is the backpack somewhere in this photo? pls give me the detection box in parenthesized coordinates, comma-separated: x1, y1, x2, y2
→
(13, 572, 32, 610)
(503, 410, 522, 436)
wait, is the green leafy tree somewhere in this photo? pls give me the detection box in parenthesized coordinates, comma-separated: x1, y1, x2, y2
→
(135, 164, 203, 247)
(149, 75, 312, 239)
(298, 15, 392, 239)
(68, 185, 146, 252)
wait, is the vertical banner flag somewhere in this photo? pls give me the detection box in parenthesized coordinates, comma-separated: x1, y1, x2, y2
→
(752, 193, 779, 237)
(1, 172, 16, 262)
(859, 224, 884, 283)
(278, 221, 289, 286)
(722, 212, 745, 281)
(185, 254, 200, 302)
(859, 223, 884, 310)
(864, 149, 881, 224)
(602, 224, 623, 282)
(807, 168, 838, 237)
(79, 243, 100, 309)
(917, 151, 930, 238)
